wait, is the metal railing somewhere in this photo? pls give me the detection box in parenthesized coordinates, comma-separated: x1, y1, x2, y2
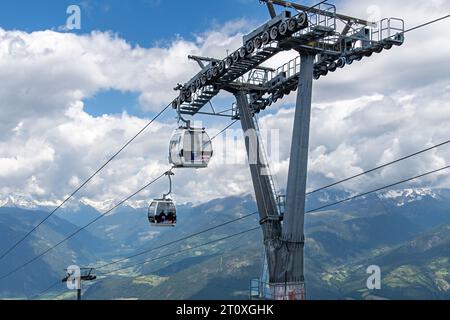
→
(305, 1, 337, 32)
(250, 278, 306, 300)
(378, 17, 405, 40)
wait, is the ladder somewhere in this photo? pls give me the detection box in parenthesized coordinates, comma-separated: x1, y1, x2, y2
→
(253, 116, 285, 217)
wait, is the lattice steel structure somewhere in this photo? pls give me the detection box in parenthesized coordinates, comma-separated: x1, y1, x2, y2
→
(171, 0, 404, 300)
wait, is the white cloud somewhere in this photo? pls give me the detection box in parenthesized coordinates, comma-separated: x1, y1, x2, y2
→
(0, 20, 252, 205)
(260, 84, 450, 194)
(1, 0, 450, 209)
(0, 20, 247, 125)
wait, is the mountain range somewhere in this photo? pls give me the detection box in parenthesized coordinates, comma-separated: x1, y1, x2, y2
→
(0, 188, 449, 300)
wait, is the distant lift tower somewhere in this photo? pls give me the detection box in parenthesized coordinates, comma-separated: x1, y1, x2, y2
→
(170, 0, 404, 300)
(62, 267, 96, 300)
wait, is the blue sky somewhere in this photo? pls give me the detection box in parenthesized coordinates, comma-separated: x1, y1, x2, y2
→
(0, 0, 271, 43)
(0, 0, 285, 118)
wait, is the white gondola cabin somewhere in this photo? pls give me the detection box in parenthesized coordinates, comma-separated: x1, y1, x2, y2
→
(169, 126, 213, 168)
(148, 198, 177, 227)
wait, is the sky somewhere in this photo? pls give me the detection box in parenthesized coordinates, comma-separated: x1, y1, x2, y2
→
(1, 0, 450, 209)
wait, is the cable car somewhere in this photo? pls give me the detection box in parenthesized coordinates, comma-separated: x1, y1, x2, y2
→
(148, 198, 177, 227)
(148, 171, 177, 227)
(169, 125, 213, 168)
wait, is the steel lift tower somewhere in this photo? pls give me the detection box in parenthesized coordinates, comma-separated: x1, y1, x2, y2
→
(170, 0, 404, 300)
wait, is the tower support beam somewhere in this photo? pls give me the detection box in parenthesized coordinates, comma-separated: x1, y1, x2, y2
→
(234, 85, 309, 299)
(281, 52, 315, 293)
(234, 92, 281, 237)
(283, 52, 314, 243)
(233, 52, 315, 300)
(234, 91, 283, 284)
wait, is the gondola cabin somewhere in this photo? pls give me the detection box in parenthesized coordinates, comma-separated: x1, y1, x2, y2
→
(148, 198, 177, 227)
(169, 127, 213, 168)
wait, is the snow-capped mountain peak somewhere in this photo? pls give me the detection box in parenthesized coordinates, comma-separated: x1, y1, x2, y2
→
(79, 198, 152, 212)
(379, 188, 439, 206)
(0, 194, 153, 213)
(0, 195, 61, 210)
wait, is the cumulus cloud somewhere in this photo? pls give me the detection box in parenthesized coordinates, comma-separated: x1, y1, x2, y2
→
(260, 83, 450, 194)
(0, 19, 247, 123)
(1, 0, 450, 209)
(0, 19, 254, 205)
